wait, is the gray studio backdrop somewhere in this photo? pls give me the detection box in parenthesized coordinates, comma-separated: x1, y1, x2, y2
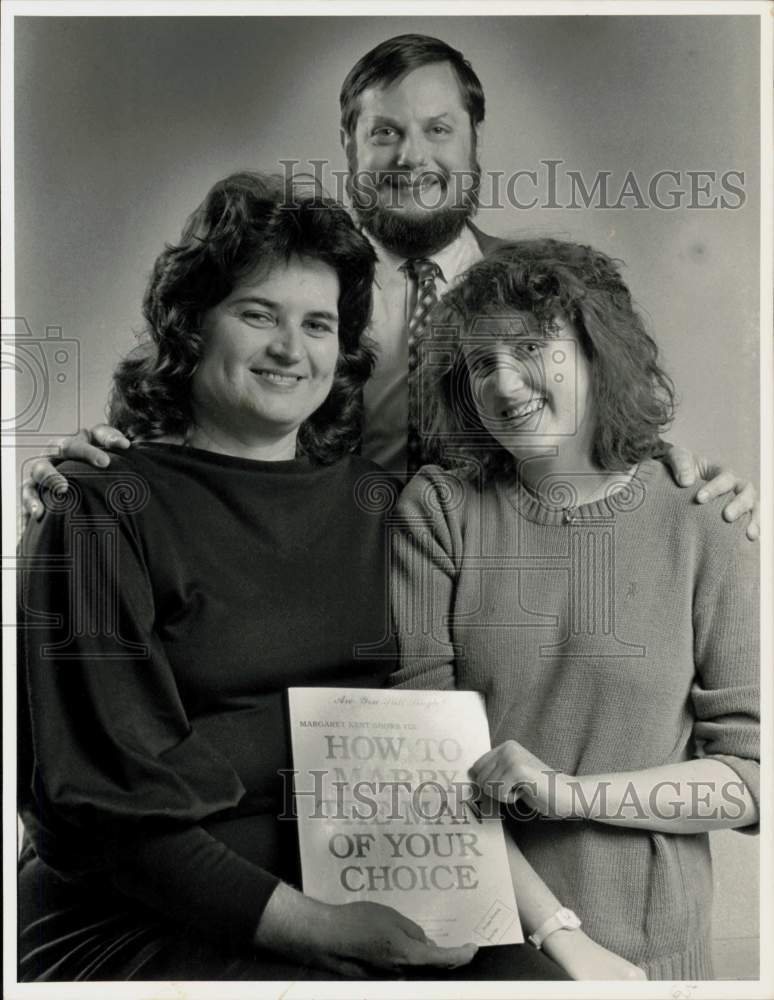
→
(13, 14, 760, 978)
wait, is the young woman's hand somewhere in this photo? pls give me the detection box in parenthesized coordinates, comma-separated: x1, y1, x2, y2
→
(543, 928, 647, 981)
(470, 740, 574, 819)
(21, 425, 130, 521)
(256, 884, 478, 977)
(664, 445, 759, 540)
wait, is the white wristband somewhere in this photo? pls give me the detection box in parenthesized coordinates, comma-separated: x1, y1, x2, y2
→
(527, 907, 582, 950)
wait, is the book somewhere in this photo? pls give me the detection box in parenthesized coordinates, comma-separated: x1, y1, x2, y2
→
(288, 687, 522, 947)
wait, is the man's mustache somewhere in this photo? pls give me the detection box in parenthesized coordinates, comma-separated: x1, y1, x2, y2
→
(375, 170, 448, 191)
(348, 170, 449, 199)
(349, 167, 480, 208)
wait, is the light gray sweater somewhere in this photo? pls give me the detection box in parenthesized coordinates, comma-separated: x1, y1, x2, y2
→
(390, 459, 759, 980)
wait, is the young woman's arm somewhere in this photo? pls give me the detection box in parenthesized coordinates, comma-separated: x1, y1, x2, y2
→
(387, 468, 462, 691)
(570, 757, 758, 833)
(473, 748, 757, 834)
(473, 517, 760, 836)
(502, 833, 645, 979)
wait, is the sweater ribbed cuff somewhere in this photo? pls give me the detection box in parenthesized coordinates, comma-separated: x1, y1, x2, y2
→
(642, 934, 713, 980)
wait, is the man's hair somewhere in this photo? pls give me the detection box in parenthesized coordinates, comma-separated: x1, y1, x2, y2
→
(340, 34, 486, 137)
(417, 238, 676, 480)
(109, 171, 377, 464)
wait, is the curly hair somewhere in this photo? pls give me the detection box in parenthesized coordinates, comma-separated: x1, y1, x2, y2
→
(417, 238, 676, 480)
(109, 171, 377, 464)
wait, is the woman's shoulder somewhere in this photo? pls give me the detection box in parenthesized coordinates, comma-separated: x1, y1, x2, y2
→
(634, 458, 754, 562)
(397, 463, 483, 517)
(51, 449, 145, 494)
(58, 443, 183, 489)
(311, 453, 395, 494)
(334, 453, 389, 479)
(38, 450, 155, 524)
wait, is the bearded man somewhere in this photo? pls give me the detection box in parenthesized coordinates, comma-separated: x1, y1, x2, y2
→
(340, 35, 492, 472)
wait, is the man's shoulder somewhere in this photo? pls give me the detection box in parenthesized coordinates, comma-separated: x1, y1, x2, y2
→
(468, 223, 510, 256)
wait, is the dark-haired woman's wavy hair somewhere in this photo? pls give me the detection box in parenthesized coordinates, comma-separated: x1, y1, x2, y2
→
(418, 238, 676, 480)
(109, 171, 377, 464)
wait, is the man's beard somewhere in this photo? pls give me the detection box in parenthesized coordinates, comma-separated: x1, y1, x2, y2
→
(347, 147, 481, 259)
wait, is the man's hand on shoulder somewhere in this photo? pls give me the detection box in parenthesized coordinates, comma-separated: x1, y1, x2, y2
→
(663, 444, 759, 541)
(21, 425, 131, 522)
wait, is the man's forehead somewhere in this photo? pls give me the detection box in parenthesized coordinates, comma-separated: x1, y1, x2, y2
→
(357, 61, 468, 122)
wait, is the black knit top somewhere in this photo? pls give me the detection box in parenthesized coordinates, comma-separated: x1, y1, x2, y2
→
(18, 443, 396, 950)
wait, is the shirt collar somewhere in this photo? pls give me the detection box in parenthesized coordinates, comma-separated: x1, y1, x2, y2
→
(367, 223, 481, 287)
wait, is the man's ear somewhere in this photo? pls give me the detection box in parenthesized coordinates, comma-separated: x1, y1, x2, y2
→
(339, 127, 348, 151)
(474, 121, 484, 158)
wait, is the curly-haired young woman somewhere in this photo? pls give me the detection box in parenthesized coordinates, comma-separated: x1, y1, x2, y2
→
(391, 239, 760, 979)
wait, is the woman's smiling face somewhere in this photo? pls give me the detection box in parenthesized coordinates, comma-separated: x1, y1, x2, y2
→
(463, 313, 596, 468)
(191, 256, 341, 452)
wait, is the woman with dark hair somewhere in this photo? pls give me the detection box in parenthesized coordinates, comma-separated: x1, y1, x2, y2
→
(107, 171, 374, 462)
(391, 239, 760, 979)
(17, 171, 488, 982)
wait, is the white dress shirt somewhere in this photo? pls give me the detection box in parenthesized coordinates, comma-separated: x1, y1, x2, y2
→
(361, 225, 484, 473)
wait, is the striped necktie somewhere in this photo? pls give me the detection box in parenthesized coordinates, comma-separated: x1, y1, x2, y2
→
(402, 258, 442, 475)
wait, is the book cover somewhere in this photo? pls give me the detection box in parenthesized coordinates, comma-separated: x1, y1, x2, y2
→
(288, 687, 522, 948)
